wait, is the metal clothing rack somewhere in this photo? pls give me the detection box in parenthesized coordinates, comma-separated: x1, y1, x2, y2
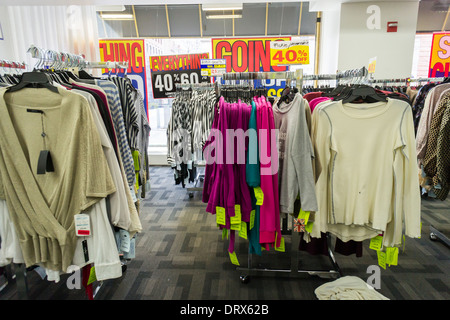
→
(217, 69, 343, 282)
(27, 44, 129, 73)
(238, 219, 342, 283)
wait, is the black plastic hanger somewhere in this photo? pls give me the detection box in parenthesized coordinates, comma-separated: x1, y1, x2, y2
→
(78, 69, 99, 80)
(7, 72, 59, 93)
(340, 85, 387, 104)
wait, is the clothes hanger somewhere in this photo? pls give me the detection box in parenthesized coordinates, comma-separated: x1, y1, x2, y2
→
(7, 71, 59, 93)
(340, 84, 387, 104)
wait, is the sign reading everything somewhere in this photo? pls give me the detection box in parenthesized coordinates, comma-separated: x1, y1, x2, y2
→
(149, 53, 210, 99)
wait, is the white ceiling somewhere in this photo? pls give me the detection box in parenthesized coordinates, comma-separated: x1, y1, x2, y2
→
(0, 0, 418, 7)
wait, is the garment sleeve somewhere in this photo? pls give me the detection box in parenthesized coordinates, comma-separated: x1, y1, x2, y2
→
(290, 98, 318, 212)
(310, 108, 333, 239)
(246, 103, 260, 187)
(416, 89, 434, 167)
(385, 106, 421, 247)
(82, 99, 117, 211)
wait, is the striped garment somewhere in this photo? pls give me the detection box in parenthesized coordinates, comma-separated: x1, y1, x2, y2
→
(109, 76, 140, 150)
(132, 89, 151, 186)
(167, 89, 216, 166)
(96, 79, 136, 188)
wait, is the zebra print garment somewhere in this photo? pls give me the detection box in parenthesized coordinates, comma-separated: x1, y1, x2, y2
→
(109, 76, 140, 150)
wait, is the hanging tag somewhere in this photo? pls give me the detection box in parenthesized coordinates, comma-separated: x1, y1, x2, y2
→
(305, 221, 314, 233)
(298, 208, 310, 225)
(75, 214, 91, 236)
(119, 229, 131, 253)
(87, 266, 97, 285)
(239, 222, 247, 240)
(222, 228, 228, 240)
(82, 240, 89, 263)
(250, 210, 256, 230)
(37, 150, 54, 175)
(386, 247, 399, 266)
(229, 251, 240, 266)
(377, 251, 387, 270)
(230, 205, 242, 225)
(369, 235, 383, 251)
(216, 206, 226, 225)
(275, 237, 285, 252)
(254, 187, 264, 205)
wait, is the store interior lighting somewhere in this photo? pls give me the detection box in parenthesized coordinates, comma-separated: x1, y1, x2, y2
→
(201, 3, 243, 11)
(205, 11, 243, 19)
(100, 13, 134, 20)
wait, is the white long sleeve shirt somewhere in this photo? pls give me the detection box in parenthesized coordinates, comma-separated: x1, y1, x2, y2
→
(311, 98, 421, 247)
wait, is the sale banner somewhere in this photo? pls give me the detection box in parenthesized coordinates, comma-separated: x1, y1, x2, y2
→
(211, 37, 291, 98)
(270, 40, 310, 66)
(211, 37, 291, 73)
(149, 53, 211, 99)
(428, 32, 450, 78)
(99, 39, 148, 113)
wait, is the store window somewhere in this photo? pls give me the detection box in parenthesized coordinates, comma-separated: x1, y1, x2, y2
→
(96, 2, 318, 157)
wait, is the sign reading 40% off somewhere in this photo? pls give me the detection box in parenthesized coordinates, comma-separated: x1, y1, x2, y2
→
(270, 40, 310, 66)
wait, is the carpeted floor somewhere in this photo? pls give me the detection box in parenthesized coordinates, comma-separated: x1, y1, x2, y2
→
(1, 166, 449, 301)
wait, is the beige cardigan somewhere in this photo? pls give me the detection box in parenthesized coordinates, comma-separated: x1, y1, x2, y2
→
(0, 87, 116, 272)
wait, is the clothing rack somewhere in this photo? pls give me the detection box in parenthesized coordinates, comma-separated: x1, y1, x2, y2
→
(27, 44, 128, 72)
(5, 47, 124, 300)
(218, 69, 342, 283)
(175, 83, 216, 198)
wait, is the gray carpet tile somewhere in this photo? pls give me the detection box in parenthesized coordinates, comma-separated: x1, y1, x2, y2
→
(1, 166, 449, 300)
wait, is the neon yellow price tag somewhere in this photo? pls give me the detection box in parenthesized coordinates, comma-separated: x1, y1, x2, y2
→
(87, 266, 97, 285)
(216, 206, 226, 225)
(239, 222, 247, 240)
(275, 237, 285, 252)
(250, 210, 255, 230)
(254, 187, 264, 205)
(230, 205, 242, 225)
(305, 221, 314, 233)
(222, 228, 228, 240)
(298, 208, 310, 225)
(386, 247, 399, 266)
(369, 236, 383, 251)
(229, 251, 240, 266)
(377, 251, 387, 270)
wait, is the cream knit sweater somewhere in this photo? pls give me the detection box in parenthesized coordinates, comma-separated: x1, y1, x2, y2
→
(0, 87, 116, 272)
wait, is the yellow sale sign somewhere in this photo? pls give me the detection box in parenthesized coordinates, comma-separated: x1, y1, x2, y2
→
(270, 40, 310, 66)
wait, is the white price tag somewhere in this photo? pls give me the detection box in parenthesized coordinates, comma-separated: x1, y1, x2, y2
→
(75, 213, 91, 236)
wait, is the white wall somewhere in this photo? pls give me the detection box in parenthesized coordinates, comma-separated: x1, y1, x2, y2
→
(0, 6, 17, 61)
(338, 1, 419, 79)
(0, 5, 100, 68)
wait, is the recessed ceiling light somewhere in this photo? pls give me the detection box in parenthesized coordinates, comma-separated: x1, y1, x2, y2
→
(101, 13, 134, 20)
